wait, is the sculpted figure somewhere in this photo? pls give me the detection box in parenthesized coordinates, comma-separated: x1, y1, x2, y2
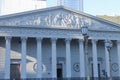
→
(45, 14, 52, 26)
(75, 16, 80, 28)
(64, 14, 71, 27)
(53, 13, 63, 26)
(65, 14, 76, 28)
(34, 17, 41, 25)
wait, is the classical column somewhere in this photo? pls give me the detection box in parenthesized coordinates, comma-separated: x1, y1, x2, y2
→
(79, 39, 85, 78)
(65, 38, 71, 78)
(5, 36, 11, 79)
(92, 40, 98, 79)
(36, 37, 43, 79)
(105, 42, 110, 77)
(117, 40, 120, 77)
(21, 37, 27, 79)
(51, 38, 57, 78)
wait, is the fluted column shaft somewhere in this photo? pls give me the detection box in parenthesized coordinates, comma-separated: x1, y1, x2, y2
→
(117, 40, 120, 77)
(5, 36, 11, 79)
(21, 37, 27, 79)
(79, 39, 85, 78)
(51, 38, 57, 78)
(105, 42, 110, 77)
(36, 37, 43, 79)
(92, 40, 98, 78)
(65, 38, 71, 78)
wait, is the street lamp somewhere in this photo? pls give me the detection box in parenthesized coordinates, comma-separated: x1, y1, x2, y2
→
(105, 40, 113, 80)
(81, 25, 90, 80)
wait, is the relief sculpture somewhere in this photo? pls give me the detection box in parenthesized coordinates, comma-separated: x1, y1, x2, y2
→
(0, 11, 91, 29)
(45, 12, 91, 28)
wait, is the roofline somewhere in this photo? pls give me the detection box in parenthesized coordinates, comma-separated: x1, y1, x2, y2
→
(0, 6, 63, 19)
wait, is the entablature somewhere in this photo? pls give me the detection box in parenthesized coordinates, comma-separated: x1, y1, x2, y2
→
(0, 26, 120, 40)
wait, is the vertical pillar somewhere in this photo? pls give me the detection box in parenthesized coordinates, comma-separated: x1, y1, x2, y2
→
(5, 36, 11, 79)
(79, 39, 85, 78)
(92, 40, 98, 79)
(51, 38, 57, 79)
(117, 40, 120, 78)
(36, 37, 43, 79)
(65, 38, 71, 78)
(21, 37, 27, 79)
(105, 41, 110, 77)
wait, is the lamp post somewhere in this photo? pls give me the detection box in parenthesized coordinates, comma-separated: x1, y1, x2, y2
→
(81, 25, 90, 80)
(105, 40, 113, 80)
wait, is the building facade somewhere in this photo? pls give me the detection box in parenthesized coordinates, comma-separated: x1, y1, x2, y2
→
(1, 0, 47, 15)
(57, 0, 83, 11)
(0, 6, 120, 79)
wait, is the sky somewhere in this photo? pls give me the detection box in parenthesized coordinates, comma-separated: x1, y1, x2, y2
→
(1, 0, 46, 15)
(0, 0, 120, 16)
(47, 0, 120, 16)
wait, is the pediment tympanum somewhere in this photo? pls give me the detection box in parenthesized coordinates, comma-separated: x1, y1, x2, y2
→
(0, 6, 120, 31)
(0, 7, 91, 29)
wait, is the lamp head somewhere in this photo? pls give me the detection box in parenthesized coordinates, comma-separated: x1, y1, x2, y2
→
(81, 25, 88, 36)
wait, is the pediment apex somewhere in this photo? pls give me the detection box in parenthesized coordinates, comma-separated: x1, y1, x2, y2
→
(0, 6, 75, 19)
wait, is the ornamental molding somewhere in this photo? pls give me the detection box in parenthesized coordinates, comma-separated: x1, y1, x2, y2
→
(89, 31, 120, 40)
(0, 27, 81, 39)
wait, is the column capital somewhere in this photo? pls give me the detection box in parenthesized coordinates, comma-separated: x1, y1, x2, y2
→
(65, 38, 72, 42)
(117, 40, 120, 44)
(36, 37, 43, 41)
(78, 39, 84, 43)
(21, 37, 27, 41)
(51, 38, 57, 42)
(5, 36, 12, 40)
(91, 39, 98, 44)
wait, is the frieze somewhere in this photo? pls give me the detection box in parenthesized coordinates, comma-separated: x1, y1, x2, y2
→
(0, 27, 81, 38)
(0, 27, 120, 40)
(89, 31, 120, 40)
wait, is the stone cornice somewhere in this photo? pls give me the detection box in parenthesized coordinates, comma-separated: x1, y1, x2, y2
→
(0, 26, 81, 39)
(89, 30, 120, 40)
(0, 26, 120, 40)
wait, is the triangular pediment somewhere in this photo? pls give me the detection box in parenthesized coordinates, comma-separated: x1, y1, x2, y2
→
(0, 6, 120, 31)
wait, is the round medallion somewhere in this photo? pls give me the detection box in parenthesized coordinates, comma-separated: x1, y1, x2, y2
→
(73, 63, 80, 72)
(33, 63, 47, 73)
(112, 63, 119, 72)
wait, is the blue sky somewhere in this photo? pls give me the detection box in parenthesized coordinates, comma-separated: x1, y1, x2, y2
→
(47, 0, 120, 16)
(0, 0, 1, 14)
(0, 0, 120, 16)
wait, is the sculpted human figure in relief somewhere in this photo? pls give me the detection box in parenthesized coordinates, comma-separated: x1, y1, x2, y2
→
(53, 13, 63, 26)
(75, 16, 81, 28)
(45, 14, 53, 26)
